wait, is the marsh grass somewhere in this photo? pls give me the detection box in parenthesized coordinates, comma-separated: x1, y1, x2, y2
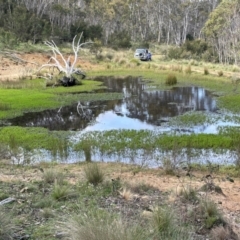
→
(170, 65, 182, 72)
(0, 102, 11, 110)
(165, 73, 177, 85)
(84, 163, 104, 186)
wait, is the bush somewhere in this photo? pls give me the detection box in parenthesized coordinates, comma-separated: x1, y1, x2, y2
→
(84, 163, 104, 186)
(168, 47, 182, 59)
(165, 74, 177, 86)
(108, 31, 132, 49)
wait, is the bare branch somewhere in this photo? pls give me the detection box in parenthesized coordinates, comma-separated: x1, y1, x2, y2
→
(38, 33, 92, 82)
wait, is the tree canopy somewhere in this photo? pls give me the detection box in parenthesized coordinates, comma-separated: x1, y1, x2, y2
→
(2, 0, 240, 64)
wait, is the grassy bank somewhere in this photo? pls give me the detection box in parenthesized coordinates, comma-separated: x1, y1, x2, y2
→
(0, 78, 122, 119)
(0, 162, 236, 240)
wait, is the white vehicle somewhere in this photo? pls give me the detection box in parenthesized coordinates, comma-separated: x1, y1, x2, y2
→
(134, 48, 152, 61)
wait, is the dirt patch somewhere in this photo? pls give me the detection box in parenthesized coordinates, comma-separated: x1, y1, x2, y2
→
(1, 162, 240, 238)
(0, 52, 96, 81)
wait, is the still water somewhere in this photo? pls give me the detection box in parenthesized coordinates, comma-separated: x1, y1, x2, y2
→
(8, 77, 218, 132)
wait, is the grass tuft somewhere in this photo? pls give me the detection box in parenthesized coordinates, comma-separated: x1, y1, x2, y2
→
(63, 210, 145, 240)
(179, 186, 198, 203)
(84, 163, 105, 186)
(119, 187, 134, 200)
(152, 206, 173, 233)
(165, 74, 177, 85)
(218, 70, 223, 77)
(201, 200, 225, 229)
(42, 169, 65, 185)
(210, 226, 236, 240)
(185, 65, 192, 74)
(51, 183, 71, 201)
(204, 67, 209, 75)
(0, 211, 16, 240)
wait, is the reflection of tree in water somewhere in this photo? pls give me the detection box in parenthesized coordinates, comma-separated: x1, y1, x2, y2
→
(104, 77, 217, 125)
(8, 77, 217, 131)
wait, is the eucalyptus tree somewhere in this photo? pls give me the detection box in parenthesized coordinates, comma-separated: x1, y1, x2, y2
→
(203, 0, 240, 64)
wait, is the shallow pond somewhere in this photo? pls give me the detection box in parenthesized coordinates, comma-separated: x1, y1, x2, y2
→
(8, 76, 221, 133)
(5, 76, 240, 165)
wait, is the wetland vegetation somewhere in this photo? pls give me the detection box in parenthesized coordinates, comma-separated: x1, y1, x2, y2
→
(1, 48, 240, 239)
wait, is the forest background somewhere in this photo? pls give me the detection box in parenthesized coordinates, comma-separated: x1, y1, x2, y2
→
(0, 0, 240, 65)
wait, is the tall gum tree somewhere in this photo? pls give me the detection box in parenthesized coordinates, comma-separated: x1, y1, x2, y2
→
(203, 0, 240, 64)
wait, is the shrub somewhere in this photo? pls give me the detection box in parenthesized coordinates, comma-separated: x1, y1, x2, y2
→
(84, 163, 104, 186)
(108, 31, 132, 49)
(168, 47, 182, 59)
(165, 74, 177, 86)
(204, 67, 209, 75)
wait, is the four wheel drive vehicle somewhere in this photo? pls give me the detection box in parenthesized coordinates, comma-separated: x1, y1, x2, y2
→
(134, 48, 152, 61)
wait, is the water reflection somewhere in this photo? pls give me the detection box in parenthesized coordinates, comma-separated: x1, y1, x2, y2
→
(8, 77, 217, 131)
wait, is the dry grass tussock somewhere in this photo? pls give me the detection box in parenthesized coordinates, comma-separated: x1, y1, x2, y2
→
(63, 213, 144, 240)
(119, 187, 134, 200)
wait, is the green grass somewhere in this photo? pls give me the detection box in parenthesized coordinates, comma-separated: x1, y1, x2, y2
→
(0, 78, 120, 119)
(63, 209, 146, 240)
(84, 163, 105, 186)
(0, 126, 72, 151)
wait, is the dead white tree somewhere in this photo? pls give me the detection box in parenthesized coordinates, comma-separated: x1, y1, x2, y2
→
(38, 32, 92, 86)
